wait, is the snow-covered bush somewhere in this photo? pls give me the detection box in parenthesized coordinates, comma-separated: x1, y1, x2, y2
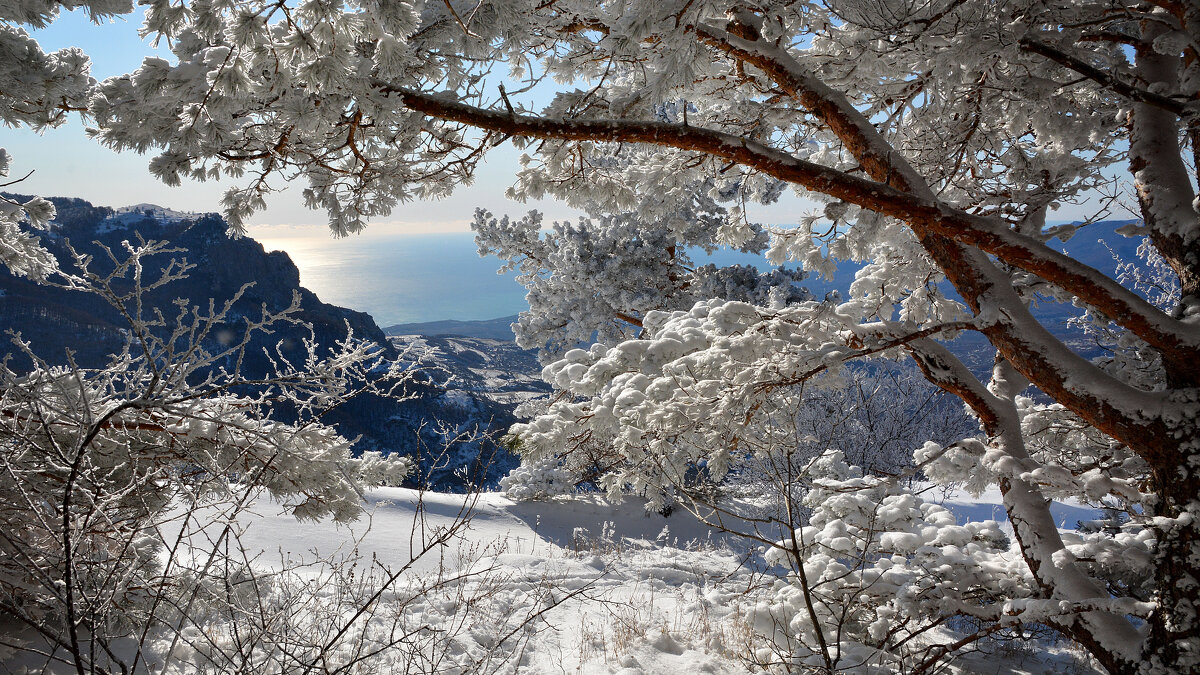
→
(749, 451, 1013, 672)
(0, 234, 421, 671)
(505, 300, 967, 504)
(503, 355, 973, 510)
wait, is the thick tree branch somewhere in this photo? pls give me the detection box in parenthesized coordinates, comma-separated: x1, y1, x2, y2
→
(905, 339, 1003, 434)
(379, 83, 1196, 357)
(376, 84, 1192, 465)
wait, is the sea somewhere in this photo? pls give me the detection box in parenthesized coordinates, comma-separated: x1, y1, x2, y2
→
(254, 231, 778, 328)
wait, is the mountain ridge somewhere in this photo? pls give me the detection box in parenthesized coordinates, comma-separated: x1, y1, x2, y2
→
(385, 315, 520, 340)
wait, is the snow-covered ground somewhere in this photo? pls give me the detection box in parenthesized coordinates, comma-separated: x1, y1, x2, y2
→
(222, 486, 1102, 674)
(90, 204, 204, 233)
(1, 482, 1102, 674)
(225, 488, 754, 673)
(238, 485, 1102, 576)
(239, 488, 745, 572)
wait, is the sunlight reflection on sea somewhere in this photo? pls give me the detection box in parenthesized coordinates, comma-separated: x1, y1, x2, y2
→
(254, 232, 528, 327)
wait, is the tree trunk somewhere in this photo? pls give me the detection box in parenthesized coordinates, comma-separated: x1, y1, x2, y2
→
(1131, 24, 1200, 671)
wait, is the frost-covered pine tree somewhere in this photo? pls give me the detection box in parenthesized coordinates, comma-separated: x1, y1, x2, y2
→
(5, 0, 1200, 671)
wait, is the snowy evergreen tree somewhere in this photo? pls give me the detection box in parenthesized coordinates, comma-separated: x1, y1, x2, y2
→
(3, 0, 1200, 671)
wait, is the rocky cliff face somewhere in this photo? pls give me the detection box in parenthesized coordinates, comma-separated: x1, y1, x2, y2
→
(0, 196, 519, 489)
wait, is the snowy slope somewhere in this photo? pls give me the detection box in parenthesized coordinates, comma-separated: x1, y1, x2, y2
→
(225, 487, 1102, 674)
(3, 485, 1100, 674)
(236, 488, 741, 575)
(221, 488, 756, 673)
